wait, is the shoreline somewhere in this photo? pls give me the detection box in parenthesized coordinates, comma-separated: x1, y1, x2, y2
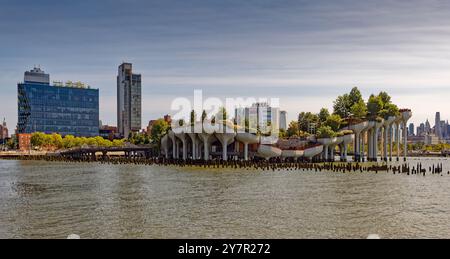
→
(1, 152, 448, 176)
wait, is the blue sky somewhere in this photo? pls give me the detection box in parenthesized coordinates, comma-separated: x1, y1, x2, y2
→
(1, 0, 450, 130)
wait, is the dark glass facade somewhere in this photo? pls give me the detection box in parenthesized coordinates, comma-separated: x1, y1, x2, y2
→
(18, 82, 99, 137)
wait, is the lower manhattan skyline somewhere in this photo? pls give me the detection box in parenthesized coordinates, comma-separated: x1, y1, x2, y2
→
(2, 0, 450, 129)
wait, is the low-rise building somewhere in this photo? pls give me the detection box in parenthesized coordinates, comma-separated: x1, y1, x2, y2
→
(17, 133, 32, 152)
(408, 135, 425, 145)
(424, 133, 440, 145)
(99, 125, 118, 140)
(146, 120, 157, 136)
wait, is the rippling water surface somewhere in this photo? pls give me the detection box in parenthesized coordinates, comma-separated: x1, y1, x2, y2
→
(1, 158, 450, 239)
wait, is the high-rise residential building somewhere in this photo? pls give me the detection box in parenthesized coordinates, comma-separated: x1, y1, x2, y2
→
(0, 118, 8, 144)
(117, 63, 142, 138)
(235, 103, 280, 133)
(408, 123, 415, 136)
(17, 67, 99, 137)
(280, 111, 288, 131)
(435, 112, 442, 139)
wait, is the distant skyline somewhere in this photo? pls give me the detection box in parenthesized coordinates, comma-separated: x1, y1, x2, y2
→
(2, 0, 450, 129)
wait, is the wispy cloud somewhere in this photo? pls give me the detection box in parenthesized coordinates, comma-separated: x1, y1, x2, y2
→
(1, 0, 450, 127)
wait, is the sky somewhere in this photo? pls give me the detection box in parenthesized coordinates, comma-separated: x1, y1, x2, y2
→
(1, 0, 450, 131)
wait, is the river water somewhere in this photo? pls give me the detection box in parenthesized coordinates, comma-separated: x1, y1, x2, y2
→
(0, 158, 450, 239)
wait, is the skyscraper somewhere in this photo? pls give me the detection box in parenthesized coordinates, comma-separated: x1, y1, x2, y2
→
(417, 123, 425, 136)
(435, 112, 442, 139)
(425, 119, 431, 134)
(280, 111, 288, 131)
(17, 67, 99, 137)
(0, 118, 8, 144)
(117, 63, 142, 138)
(408, 123, 415, 136)
(442, 120, 448, 139)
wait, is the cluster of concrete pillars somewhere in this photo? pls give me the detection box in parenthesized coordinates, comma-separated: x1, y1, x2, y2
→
(165, 131, 237, 161)
(350, 111, 412, 162)
(320, 137, 352, 162)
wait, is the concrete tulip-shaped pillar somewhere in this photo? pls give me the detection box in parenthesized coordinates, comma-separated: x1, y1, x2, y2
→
(187, 133, 198, 160)
(372, 119, 384, 162)
(363, 121, 375, 162)
(389, 124, 393, 161)
(359, 131, 366, 161)
(317, 138, 333, 162)
(196, 141, 203, 160)
(215, 133, 236, 161)
(341, 134, 354, 161)
(236, 133, 260, 161)
(383, 116, 397, 161)
(175, 133, 188, 160)
(395, 119, 401, 161)
(401, 110, 412, 161)
(198, 133, 213, 161)
(367, 129, 372, 161)
(161, 134, 170, 159)
(168, 131, 177, 159)
(383, 116, 396, 161)
(349, 121, 369, 162)
(330, 137, 343, 162)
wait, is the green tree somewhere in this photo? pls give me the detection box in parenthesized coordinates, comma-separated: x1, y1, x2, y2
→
(350, 99, 368, 118)
(378, 91, 391, 106)
(62, 135, 76, 149)
(6, 136, 17, 150)
(112, 139, 125, 147)
(381, 103, 400, 119)
(31, 132, 46, 147)
(279, 128, 287, 139)
(151, 119, 170, 147)
(316, 126, 337, 139)
(348, 87, 364, 107)
(318, 108, 330, 124)
(333, 94, 351, 118)
(201, 110, 207, 122)
(86, 137, 98, 146)
(367, 94, 383, 118)
(334, 87, 364, 119)
(324, 114, 342, 132)
(43, 134, 53, 147)
(51, 133, 63, 149)
(287, 121, 300, 137)
(190, 110, 196, 126)
(75, 137, 87, 147)
(298, 112, 319, 132)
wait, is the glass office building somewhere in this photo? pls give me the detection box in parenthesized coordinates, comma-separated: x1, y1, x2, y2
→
(17, 67, 99, 137)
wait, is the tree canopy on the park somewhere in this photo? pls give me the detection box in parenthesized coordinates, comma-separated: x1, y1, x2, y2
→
(288, 87, 403, 139)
